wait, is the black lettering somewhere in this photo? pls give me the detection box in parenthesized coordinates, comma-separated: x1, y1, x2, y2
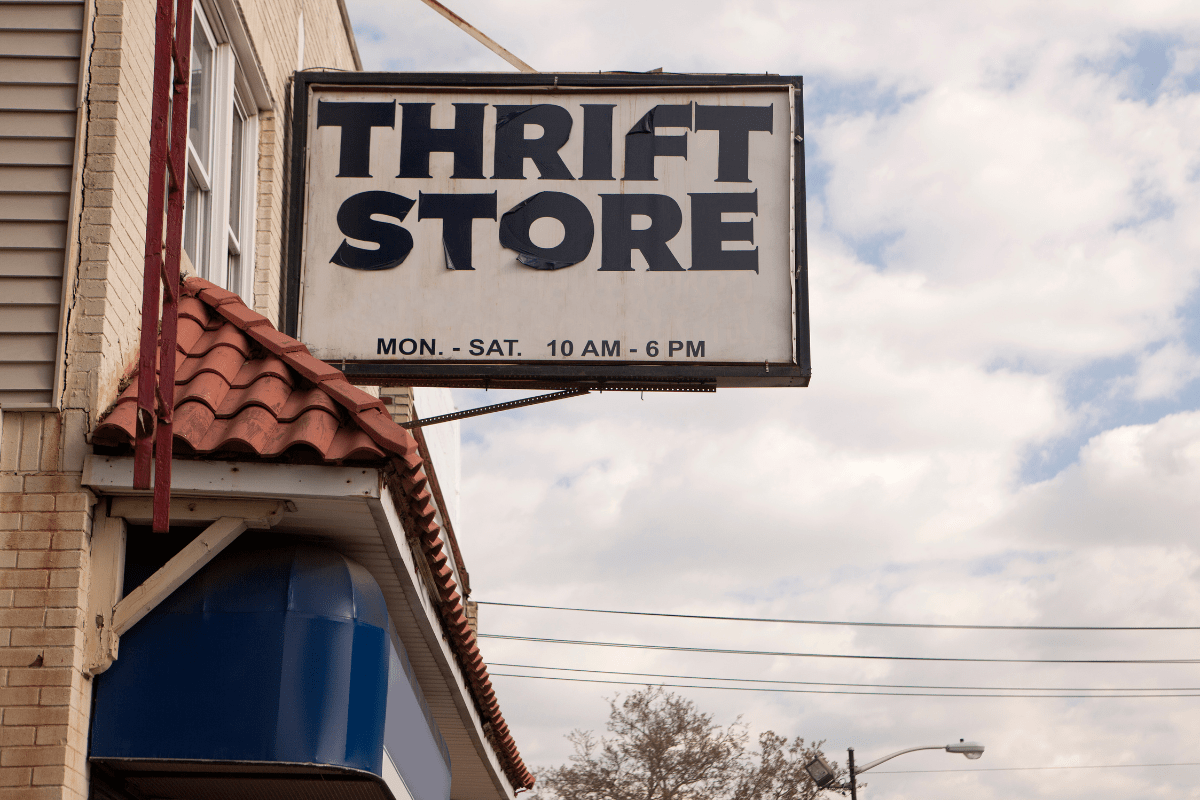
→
(377, 338, 397, 355)
(623, 104, 692, 181)
(420, 339, 436, 355)
(398, 338, 417, 355)
(582, 340, 599, 356)
(330, 191, 415, 271)
(601, 340, 620, 357)
(600, 194, 684, 271)
(504, 339, 518, 355)
(486, 339, 504, 355)
(316, 101, 395, 178)
(669, 340, 684, 357)
(561, 339, 574, 356)
(418, 192, 497, 270)
(499, 191, 594, 270)
(694, 105, 773, 183)
(581, 104, 615, 180)
(646, 341, 659, 357)
(469, 339, 484, 355)
(689, 191, 758, 272)
(493, 105, 574, 180)
(686, 340, 705, 357)
(398, 103, 486, 179)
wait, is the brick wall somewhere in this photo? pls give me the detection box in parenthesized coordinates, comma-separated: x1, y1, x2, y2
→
(1, 414, 97, 800)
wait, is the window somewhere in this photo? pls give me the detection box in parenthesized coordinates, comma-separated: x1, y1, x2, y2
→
(183, 4, 257, 300)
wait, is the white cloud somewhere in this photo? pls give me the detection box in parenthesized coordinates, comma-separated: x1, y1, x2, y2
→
(1118, 341, 1200, 400)
(342, 2, 1200, 796)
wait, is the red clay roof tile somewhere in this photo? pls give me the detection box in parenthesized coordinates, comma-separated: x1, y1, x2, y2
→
(196, 284, 241, 307)
(232, 355, 293, 388)
(192, 325, 252, 358)
(177, 316, 206, 354)
(246, 325, 309, 356)
(175, 344, 249, 385)
(215, 301, 271, 330)
(288, 351, 344, 384)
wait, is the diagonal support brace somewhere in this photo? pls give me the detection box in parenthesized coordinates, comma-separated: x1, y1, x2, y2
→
(400, 389, 589, 428)
(111, 517, 247, 637)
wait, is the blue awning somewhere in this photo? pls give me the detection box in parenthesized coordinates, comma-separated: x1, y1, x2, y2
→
(92, 539, 450, 800)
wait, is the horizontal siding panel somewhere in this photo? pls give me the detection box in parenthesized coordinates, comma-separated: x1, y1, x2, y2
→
(0, 192, 68, 220)
(0, 248, 63, 277)
(0, 29, 80, 57)
(0, 108, 76, 137)
(0, 164, 72, 193)
(0, 304, 59, 333)
(0, 388, 52, 406)
(0, 362, 55, 391)
(0, 83, 76, 111)
(0, 137, 74, 165)
(0, 219, 67, 248)
(0, 55, 78, 84)
(0, 276, 62, 303)
(0, 3, 84, 30)
(0, 332, 56, 361)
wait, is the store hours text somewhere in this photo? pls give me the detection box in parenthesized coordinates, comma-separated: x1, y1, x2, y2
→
(375, 338, 707, 358)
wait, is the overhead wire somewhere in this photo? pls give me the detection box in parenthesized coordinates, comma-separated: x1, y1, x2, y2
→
(487, 662, 1200, 693)
(476, 600, 1200, 631)
(489, 672, 1200, 699)
(477, 633, 1200, 664)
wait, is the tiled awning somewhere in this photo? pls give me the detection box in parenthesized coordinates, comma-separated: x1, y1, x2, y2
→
(94, 277, 533, 792)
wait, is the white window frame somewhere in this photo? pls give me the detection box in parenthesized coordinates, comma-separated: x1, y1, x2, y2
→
(183, 2, 258, 302)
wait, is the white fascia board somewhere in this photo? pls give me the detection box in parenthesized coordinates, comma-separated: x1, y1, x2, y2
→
(83, 455, 381, 500)
(367, 485, 516, 800)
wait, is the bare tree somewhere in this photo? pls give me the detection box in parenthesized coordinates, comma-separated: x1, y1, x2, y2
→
(532, 687, 844, 800)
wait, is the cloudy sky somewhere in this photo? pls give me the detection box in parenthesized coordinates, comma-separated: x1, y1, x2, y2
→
(341, 2, 1200, 797)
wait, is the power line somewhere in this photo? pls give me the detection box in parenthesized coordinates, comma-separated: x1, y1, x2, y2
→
(489, 672, 1200, 699)
(488, 662, 1200, 693)
(873, 762, 1200, 774)
(476, 600, 1200, 631)
(477, 633, 1200, 664)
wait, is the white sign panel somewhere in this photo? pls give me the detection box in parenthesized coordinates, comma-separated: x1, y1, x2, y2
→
(289, 74, 809, 389)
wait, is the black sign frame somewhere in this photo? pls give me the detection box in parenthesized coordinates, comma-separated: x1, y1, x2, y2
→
(285, 72, 810, 390)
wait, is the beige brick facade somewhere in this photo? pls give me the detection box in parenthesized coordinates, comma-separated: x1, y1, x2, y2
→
(1, 415, 96, 800)
(0, 0, 359, 796)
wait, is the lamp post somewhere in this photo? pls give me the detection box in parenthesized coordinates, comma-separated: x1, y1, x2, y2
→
(805, 740, 984, 798)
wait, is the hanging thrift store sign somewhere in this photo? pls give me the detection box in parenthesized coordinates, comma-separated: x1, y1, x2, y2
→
(286, 73, 810, 389)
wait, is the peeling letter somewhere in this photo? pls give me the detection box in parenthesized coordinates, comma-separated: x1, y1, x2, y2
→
(499, 191, 594, 270)
(330, 191, 415, 271)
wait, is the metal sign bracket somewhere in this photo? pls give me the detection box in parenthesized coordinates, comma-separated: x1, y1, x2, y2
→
(400, 389, 591, 428)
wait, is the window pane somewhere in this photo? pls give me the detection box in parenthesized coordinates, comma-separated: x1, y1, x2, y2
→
(184, 171, 210, 278)
(228, 106, 245, 233)
(189, 15, 213, 170)
(227, 251, 241, 295)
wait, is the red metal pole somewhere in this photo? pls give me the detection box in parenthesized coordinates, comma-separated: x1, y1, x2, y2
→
(153, 0, 193, 532)
(133, 0, 177, 489)
(135, 0, 192, 530)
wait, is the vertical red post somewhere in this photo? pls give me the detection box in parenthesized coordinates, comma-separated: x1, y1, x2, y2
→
(136, 0, 193, 531)
(133, 0, 176, 490)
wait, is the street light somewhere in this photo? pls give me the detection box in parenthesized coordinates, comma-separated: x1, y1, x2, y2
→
(805, 739, 984, 799)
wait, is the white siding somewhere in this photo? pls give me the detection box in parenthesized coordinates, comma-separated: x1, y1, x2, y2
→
(0, 0, 84, 408)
